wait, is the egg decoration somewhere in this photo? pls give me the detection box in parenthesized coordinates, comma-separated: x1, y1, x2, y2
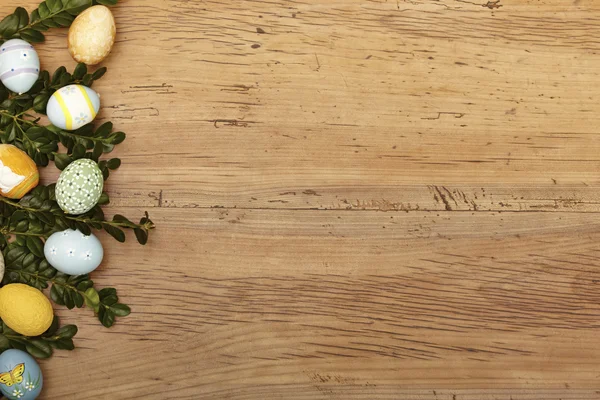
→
(44, 229, 104, 275)
(0, 251, 4, 283)
(0, 145, 39, 199)
(55, 158, 103, 215)
(0, 349, 43, 400)
(68, 5, 116, 65)
(46, 84, 100, 131)
(0, 284, 54, 337)
(0, 39, 40, 94)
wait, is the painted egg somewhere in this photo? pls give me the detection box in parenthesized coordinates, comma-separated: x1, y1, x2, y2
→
(0, 251, 4, 283)
(55, 159, 103, 215)
(0, 39, 40, 94)
(0, 145, 39, 199)
(44, 229, 104, 275)
(0, 349, 43, 400)
(46, 85, 100, 131)
(68, 5, 116, 65)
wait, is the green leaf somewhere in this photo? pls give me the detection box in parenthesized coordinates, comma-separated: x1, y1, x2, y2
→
(100, 309, 115, 328)
(51, 338, 74, 350)
(92, 141, 103, 160)
(54, 153, 72, 170)
(98, 287, 116, 299)
(26, 237, 44, 257)
(25, 339, 53, 359)
(47, 0, 63, 13)
(5, 246, 26, 265)
(20, 29, 45, 43)
(97, 192, 109, 205)
(110, 303, 131, 317)
(134, 228, 148, 245)
(41, 19, 59, 29)
(50, 284, 64, 305)
(92, 67, 107, 80)
(95, 122, 112, 137)
(55, 324, 78, 339)
(30, 10, 41, 24)
(82, 74, 93, 87)
(14, 7, 29, 30)
(73, 63, 87, 80)
(0, 334, 10, 350)
(33, 93, 50, 113)
(72, 143, 86, 159)
(64, 0, 93, 15)
(95, 0, 118, 5)
(0, 14, 19, 38)
(112, 214, 132, 224)
(64, 289, 75, 309)
(77, 280, 93, 291)
(52, 12, 74, 27)
(42, 316, 60, 337)
(104, 225, 125, 242)
(22, 253, 36, 269)
(83, 287, 100, 309)
(51, 66, 66, 85)
(106, 158, 121, 170)
(102, 294, 118, 306)
(37, 3, 50, 19)
(73, 291, 84, 308)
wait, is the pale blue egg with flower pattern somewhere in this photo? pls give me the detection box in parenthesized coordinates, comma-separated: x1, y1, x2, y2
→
(0, 349, 43, 400)
(44, 229, 104, 275)
(0, 39, 40, 94)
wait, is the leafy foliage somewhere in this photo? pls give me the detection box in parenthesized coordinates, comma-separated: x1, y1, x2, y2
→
(0, 316, 77, 358)
(0, 0, 151, 359)
(0, 64, 120, 168)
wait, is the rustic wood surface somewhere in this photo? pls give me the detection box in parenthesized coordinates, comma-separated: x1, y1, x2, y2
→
(3, 0, 600, 398)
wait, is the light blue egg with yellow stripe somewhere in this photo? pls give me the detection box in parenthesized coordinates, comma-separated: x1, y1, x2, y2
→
(46, 84, 100, 131)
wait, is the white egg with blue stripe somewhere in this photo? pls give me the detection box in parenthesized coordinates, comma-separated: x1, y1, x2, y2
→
(46, 84, 100, 131)
(0, 39, 40, 94)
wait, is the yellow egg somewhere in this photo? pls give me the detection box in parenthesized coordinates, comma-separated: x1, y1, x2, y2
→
(0, 144, 39, 199)
(68, 5, 116, 65)
(0, 284, 54, 336)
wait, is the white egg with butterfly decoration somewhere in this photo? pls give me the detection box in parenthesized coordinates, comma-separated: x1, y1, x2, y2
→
(0, 39, 40, 94)
(0, 349, 42, 400)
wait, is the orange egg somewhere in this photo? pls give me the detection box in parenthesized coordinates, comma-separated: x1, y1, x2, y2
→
(0, 144, 39, 199)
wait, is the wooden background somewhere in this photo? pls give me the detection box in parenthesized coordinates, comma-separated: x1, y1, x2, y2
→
(3, 0, 600, 398)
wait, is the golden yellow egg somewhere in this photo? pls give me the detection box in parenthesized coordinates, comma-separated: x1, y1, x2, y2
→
(0, 144, 39, 199)
(68, 5, 116, 65)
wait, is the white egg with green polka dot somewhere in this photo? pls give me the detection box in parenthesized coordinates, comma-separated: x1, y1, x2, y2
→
(56, 159, 103, 215)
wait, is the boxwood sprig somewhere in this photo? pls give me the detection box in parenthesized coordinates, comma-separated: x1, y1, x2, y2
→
(0, 316, 77, 358)
(0, 0, 118, 45)
(0, 63, 119, 168)
(0, 0, 146, 359)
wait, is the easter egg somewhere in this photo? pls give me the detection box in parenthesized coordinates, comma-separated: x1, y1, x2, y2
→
(0, 284, 53, 337)
(44, 229, 104, 275)
(0, 349, 43, 400)
(0, 251, 4, 283)
(55, 159, 103, 215)
(0, 145, 39, 199)
(46, 85, 100, 131)
(68, 5, 116, 65)
(0, 39, 40, 94)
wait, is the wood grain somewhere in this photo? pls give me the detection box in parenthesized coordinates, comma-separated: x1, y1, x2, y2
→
(2, 0, 600, 398)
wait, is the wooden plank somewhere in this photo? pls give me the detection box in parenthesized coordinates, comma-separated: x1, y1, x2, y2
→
(36, 208, 600, 398)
